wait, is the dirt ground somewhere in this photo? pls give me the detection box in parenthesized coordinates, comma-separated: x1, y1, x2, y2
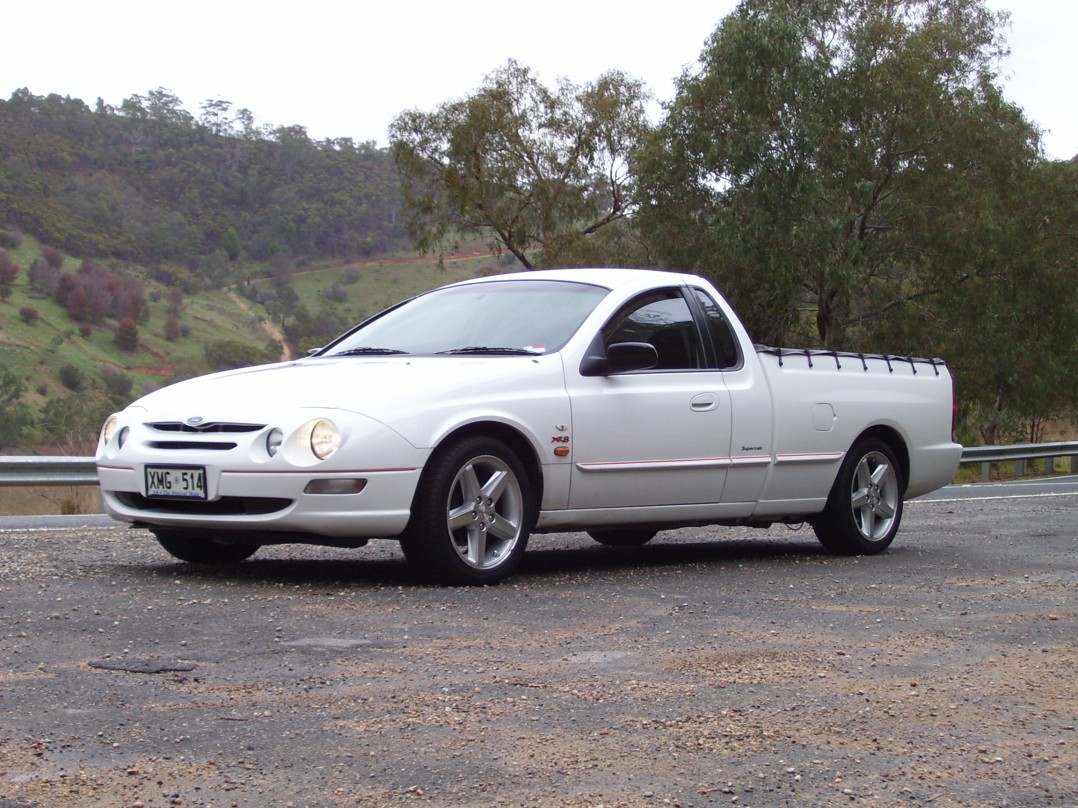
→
(0, 492, 1074, 807)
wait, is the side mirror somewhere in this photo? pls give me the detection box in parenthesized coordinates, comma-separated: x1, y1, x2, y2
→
(580, 341, 658, 376)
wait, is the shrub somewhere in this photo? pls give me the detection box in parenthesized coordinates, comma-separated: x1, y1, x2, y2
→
(19, 307, 40, 324)
(204, 339, 275, 371)
(322, 283, 348, 303)
(59, 363, 84, 392)
(101, 366, 133, 401)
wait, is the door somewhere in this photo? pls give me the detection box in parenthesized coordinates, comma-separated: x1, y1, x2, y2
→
(565, 288, 732, 509)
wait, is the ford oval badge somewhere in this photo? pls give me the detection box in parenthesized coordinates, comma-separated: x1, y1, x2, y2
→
(186, 416, 205, 425)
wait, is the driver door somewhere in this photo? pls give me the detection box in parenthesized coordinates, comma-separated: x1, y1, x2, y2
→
(565, 288, 732, 509)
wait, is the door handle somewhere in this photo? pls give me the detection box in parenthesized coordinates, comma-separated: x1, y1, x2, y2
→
(690, 394, 719, 412)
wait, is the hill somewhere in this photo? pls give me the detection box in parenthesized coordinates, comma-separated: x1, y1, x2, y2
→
(0, 89, 407, 273)
(0, 233, 512, 460)
(0, 86, 520, 462)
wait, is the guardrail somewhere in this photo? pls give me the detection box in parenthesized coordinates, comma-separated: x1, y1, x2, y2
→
(1, 456, 100, 487)
(959, 441, 1078, 481)
(3, 442, 1077, 488)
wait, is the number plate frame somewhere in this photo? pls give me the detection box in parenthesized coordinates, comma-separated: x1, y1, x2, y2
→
(145, 465, 208, 500)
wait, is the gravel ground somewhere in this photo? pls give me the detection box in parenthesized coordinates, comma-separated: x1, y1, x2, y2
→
(0, 494, 1074, 807)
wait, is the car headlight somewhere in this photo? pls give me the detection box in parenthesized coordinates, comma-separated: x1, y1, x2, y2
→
(310, 419, 341, 460)
(101, 415, 119, 445)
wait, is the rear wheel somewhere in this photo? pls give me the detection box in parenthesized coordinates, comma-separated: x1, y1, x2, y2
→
(812, 438, 904, 555)
(401, 436, 535, 586)
(587, 529, 657, 547)
(152, 529, 261, 564)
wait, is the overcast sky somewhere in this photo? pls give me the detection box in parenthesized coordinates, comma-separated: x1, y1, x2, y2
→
(3, 1, 1075, 160)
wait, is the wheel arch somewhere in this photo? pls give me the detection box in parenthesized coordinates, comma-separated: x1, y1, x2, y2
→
(433, 421, 545, 505)
(853, 425, 909, 494)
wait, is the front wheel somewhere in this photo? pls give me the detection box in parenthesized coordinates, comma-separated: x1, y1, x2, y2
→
(401, 436, 535, 586)
(812, 438, 904, 555)
(151, 529, 261, 564)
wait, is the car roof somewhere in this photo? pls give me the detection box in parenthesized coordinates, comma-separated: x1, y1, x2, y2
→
(447, 267, 702, 292)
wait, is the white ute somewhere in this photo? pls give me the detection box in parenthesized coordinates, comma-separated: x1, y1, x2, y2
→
(97, 269, 963, 585)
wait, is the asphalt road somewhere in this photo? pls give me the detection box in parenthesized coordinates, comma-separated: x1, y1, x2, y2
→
(0, 484, 1075, 807)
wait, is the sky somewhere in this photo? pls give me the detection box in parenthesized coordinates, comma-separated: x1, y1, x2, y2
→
(3, 1, 1075, 161)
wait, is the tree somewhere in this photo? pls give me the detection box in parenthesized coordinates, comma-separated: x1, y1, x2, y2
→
(636, 0, 1040, 348)
(28, 257, 60, 295)
(114, 317, 139, 351)
(0, 366, 35, 449)
(282, 303, 350, 354)
(43, 245, 64, 270)
(164, 314, 182, 341)
(39, 393, 112, 454)
(873, 157, 1078, 444)
(0, 249, 18, 284)
(390, 60, 652, 269)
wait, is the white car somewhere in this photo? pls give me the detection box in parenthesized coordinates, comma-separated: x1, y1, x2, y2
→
(97, 269, 962, 585)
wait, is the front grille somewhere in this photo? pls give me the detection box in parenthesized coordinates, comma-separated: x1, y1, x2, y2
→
(148, 422, 265, 434)
(115, 492, 292, 516)
(147, 441, 238, 451)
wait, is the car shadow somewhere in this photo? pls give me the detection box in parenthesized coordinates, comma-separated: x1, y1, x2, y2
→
(125, 532, 853, 589)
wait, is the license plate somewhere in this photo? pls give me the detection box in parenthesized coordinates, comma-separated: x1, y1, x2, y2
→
(145, 466, 207, 499)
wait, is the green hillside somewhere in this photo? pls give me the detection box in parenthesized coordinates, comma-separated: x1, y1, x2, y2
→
(0, 90, 406, 271)
(0, 234, 509, 456)
(0, 88, 525, 473)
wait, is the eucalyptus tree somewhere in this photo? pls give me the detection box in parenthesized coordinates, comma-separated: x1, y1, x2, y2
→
(636, 0, 1041, 348)
(390, 60, 652, 268)
(900, 158, 1077, 444)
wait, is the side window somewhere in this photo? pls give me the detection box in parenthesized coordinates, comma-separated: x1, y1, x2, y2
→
(692, 288, 741, 369)
(603, 289, 704, 370)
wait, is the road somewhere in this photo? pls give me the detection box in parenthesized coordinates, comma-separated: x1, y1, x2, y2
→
(0, 483, 1075, 807)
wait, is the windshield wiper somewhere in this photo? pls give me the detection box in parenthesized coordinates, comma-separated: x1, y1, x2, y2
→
(331, 347, 409, 356)
(436, 346, 541, 356)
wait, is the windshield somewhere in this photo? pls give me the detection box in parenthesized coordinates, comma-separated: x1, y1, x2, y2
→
(321, 279, 609, 357)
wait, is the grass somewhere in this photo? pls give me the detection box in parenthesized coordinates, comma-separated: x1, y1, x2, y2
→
(1, 236, 272, 406)
(259, 251, 504, 323)
(953, 456, 1076, 484)
(1, 238, 503, 410)
(0, 485, 101, 516)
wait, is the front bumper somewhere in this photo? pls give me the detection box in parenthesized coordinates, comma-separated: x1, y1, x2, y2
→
(97, 463, 422, 538)
(96, 407, 426, 539)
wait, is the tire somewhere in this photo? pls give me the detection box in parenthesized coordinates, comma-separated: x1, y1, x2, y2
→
(152, 529, 261, 564)
(587, 529, 657, 547)
(401, 436, 535, 586)
(812, 437, 904, 555)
